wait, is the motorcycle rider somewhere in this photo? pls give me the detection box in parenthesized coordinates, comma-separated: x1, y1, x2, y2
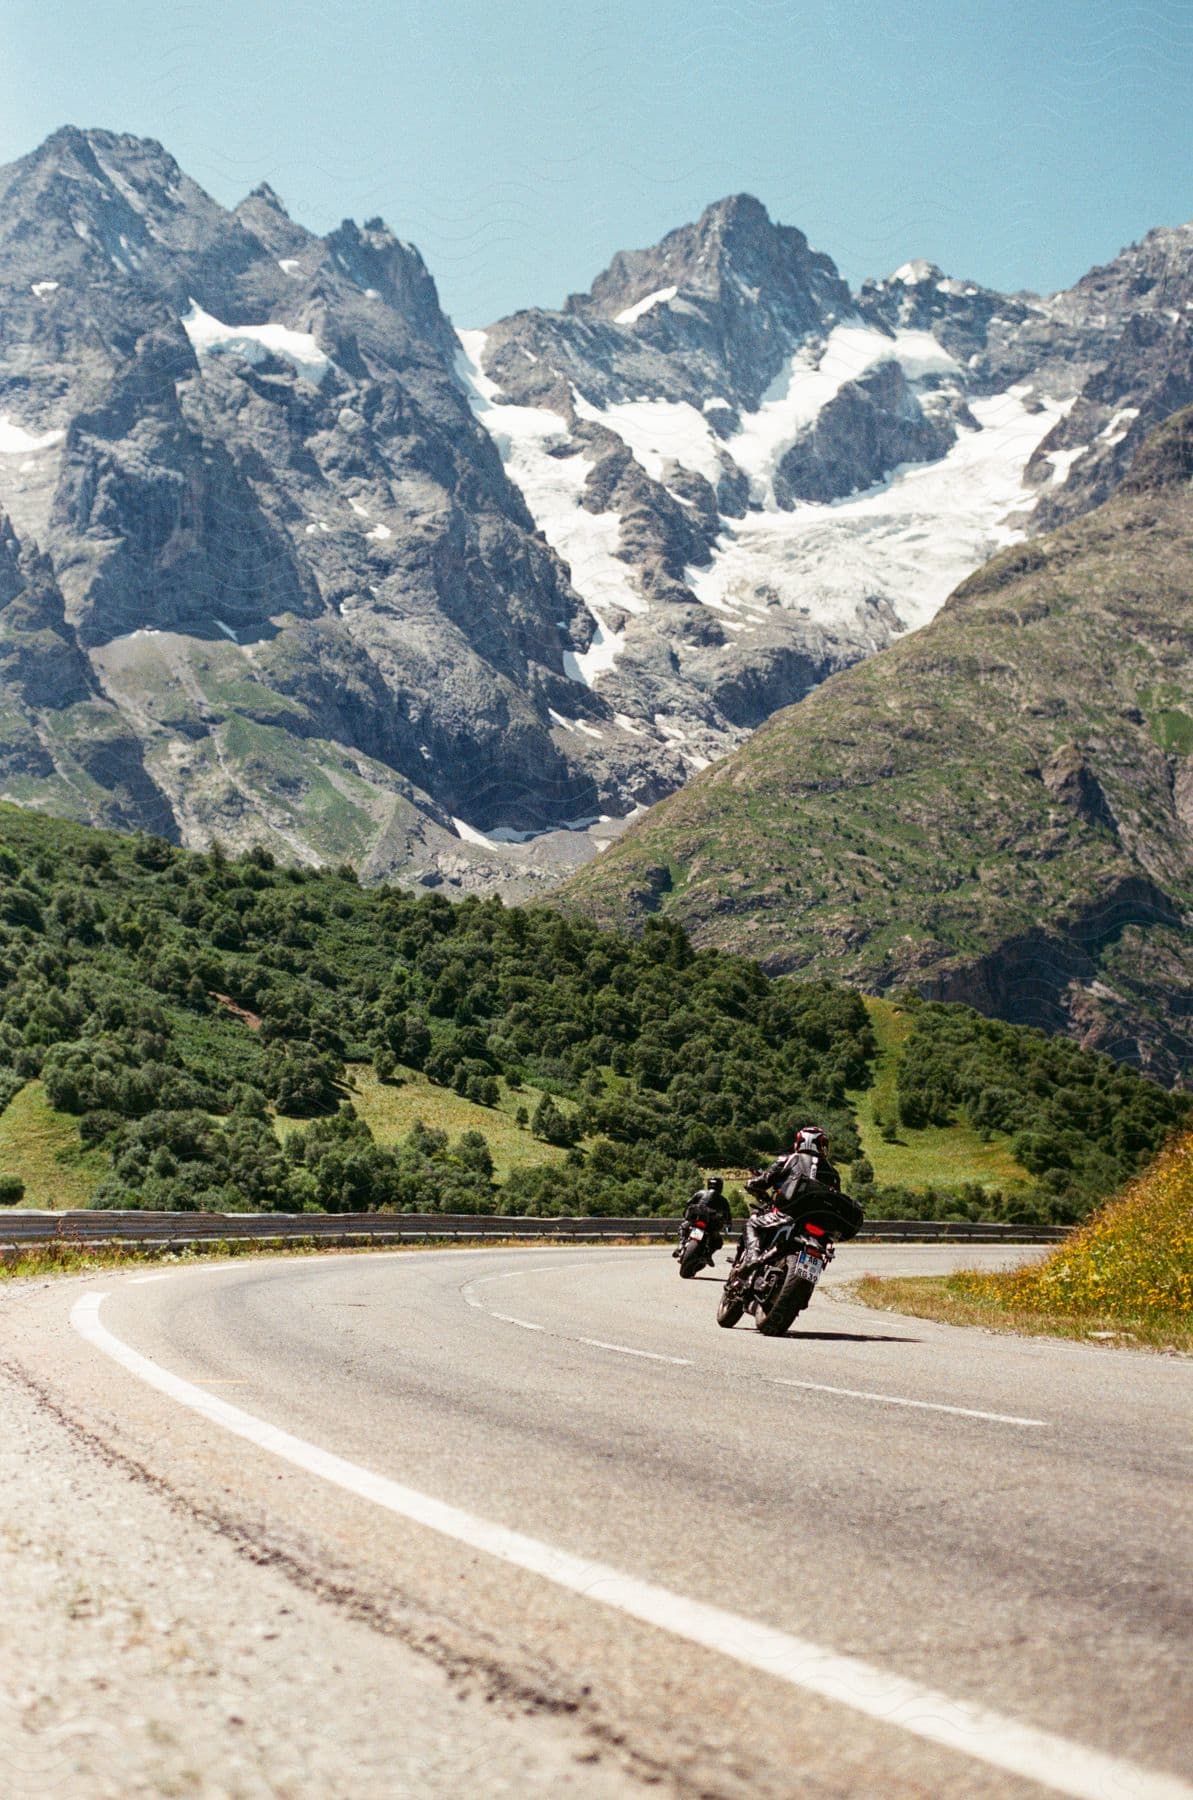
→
(674, 1174, 732, 1262)
(728, 1127, 845, 1280)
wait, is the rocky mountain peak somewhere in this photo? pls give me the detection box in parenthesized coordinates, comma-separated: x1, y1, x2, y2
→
(246, 181, 288, 214)
(575, 191, 850, 337)
(24, 124, 182, 187)
(0, 124, 256, 305)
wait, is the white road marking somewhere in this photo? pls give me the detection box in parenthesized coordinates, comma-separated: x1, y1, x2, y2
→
(72, 1290, 1188, 1800)
(767, 1377, 1046, 1428)
(579, 1338, 692, 1366)
(128, 1273, 174, 1284)
(462, 1263, 1043, 1424)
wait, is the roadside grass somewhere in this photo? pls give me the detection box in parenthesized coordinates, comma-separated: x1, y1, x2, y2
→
(848, 1275, 1190, 1352)
(0, 1082, 108, 1209)
(279, 1065, 570, 1182)
(849, 998, 1028, 1190)
(851, 1128, 1193, 1354)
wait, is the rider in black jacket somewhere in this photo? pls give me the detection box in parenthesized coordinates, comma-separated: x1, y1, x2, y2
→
(674, 1175, 732, 1260)
(730, 1127, 844, 1275)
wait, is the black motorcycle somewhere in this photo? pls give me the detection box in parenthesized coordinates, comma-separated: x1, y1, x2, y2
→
(716, 1208, 836, 1334)
(676, 1211, 720, 1279)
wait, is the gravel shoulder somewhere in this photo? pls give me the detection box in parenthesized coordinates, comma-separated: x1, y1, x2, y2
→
(0, 1288, 651, 1800)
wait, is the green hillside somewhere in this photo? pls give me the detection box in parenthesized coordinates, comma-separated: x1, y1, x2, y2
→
(849, 1000, 1029, 1193)
(0, 1080, 107, 1209)
(0, 805, 1184, 1221)
(558, 410, 1193, 1088)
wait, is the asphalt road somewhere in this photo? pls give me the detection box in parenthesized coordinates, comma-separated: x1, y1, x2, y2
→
(6, 1244, 1192, 1798)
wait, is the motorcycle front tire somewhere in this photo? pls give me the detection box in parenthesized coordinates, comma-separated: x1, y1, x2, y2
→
(679, 1241, 706, 1279)
(755, 1256, 814, 1336)
(716, 1288, 744, 1327)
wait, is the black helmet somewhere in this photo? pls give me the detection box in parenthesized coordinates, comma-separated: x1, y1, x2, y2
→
(708, 1176, 724, 1193)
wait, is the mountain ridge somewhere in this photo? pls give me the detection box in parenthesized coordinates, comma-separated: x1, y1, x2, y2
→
(557, 409, 1193, 1086)
(1, 124, 1191, 904)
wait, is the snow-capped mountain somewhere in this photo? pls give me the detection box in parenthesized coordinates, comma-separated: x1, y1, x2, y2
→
(461, 197, 1193, 786)
(1, 131, 1190, 890)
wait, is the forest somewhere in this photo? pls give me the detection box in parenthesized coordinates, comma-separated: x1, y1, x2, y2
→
(0, 805, 1186, 1222)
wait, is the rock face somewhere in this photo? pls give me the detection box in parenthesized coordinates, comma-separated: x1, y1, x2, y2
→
(558, 410, 1193, 1087)
(0, 127, 658, 888)
(0, 126, 1191, 893)
(464, 201, 1193, 792)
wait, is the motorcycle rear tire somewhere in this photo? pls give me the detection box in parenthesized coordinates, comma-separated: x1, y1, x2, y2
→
(755, 1258, 814, 1337)
(716, 1289, 744, 1328)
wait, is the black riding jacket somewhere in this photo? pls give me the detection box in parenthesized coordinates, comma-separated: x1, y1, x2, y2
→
(685, 1186, 732, 1232)
(748, 1149, 842, 1210)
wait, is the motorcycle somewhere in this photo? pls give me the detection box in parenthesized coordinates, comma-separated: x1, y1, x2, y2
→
(716, 1208, 836, 1334)
(676, 1212, 720, 1279)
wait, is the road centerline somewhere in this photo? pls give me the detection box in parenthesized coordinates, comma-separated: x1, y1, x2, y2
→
(70, 1288, 1188, 1800)
(766, 1376, 1047, 1427)
(461, 1256, 1047, 1426)
(578, 1338, 692, 1365)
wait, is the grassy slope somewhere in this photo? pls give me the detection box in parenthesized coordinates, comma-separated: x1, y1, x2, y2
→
(559, 411, 1193, 1084)
(274, 1067, 570, 1182)
(340, 1068, 568, 1183)
(854, 1127, 1193, 1350)
(0, 1082, 108, 1208)
(849, 999, 1028, 1190)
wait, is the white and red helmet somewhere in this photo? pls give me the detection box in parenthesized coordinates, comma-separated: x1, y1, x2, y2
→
(794, 1126, 828, 1156)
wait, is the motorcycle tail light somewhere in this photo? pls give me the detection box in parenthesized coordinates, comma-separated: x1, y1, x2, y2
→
(804, 1222, 825, 1237)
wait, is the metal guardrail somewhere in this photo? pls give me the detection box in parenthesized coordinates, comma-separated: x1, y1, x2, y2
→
(0, 1211, 1071, 1250)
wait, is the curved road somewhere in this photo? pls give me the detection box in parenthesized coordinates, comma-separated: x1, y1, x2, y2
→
(5, 1244, 1192, 1798)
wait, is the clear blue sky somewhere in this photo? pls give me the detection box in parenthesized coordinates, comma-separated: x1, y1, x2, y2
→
(4, 0, 1190, 325)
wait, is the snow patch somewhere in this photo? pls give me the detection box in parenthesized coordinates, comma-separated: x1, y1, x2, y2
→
(563, 619, 626, 688)
(717, 323, 958, 507)
(278, 258, 302, 276)
(0, 415, 64, 455)
(1044, 444, 1089, 484)
(455, 328, 642, 687)
(573, 391, 724, 488)
(689, 386, 1071, 636)
(452, 816, 501, 849)
(30, 280, 60, 298)
(365, 522, 392, 541)
(615, 285, 678, 325)
(1100, 406, 1140, 448)
(182, 300, 334, 384)
(892, 260, 936, 285)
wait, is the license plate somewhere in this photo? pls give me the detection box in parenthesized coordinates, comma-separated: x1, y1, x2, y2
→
(793, 1251, 822, 1284)
(688, 1226, 704, 1241)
